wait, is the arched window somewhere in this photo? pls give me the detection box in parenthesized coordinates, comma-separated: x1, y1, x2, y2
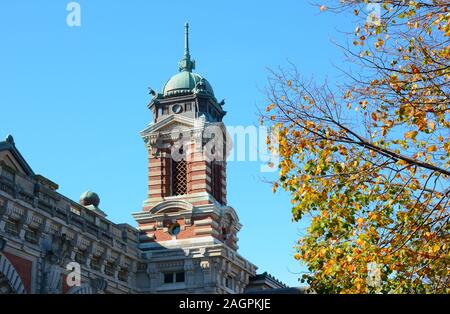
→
(172, 159, 187, 196)
(0, 273, 14, 294)
(0, 254, 26, 294)
(212, 162, 223, 204)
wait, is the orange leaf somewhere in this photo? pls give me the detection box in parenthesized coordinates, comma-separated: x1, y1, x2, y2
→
(411, 65, 420, 74)
(427, 145, 437, 152)
(404, 131, 418, 140)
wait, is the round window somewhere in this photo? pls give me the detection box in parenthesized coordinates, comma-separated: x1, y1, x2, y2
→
(168, 223, 181, 236)
(172, 104, 183, 114)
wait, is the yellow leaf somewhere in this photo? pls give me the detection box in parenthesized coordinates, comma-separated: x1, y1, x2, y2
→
(432, 244, 440, 253)
(266, 103, 274, 112)
(404, 131, 418, 140)
(360, 100, 367, 109)
(429, 121, 436, 131)
(427, 145, 437, 152)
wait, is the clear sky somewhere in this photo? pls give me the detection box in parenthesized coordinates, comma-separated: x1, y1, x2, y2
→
(0, 0, 356, 287)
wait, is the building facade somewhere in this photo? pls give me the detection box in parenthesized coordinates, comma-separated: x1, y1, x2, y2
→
(0, 24, 287, 294)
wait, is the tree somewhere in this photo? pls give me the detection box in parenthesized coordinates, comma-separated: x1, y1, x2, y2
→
(262, 0, 449, 293)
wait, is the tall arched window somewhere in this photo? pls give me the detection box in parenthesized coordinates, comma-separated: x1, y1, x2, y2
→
(212, 162, 223, 204)
(172, 159, 187, 196)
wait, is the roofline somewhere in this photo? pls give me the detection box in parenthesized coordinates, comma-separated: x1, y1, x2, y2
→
(250, 272, 288, 288)
(0, 136, 35, 176)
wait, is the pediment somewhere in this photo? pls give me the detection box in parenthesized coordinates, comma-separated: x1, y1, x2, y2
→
(0, 139, 34, 176)
(140, 115, 203, 137)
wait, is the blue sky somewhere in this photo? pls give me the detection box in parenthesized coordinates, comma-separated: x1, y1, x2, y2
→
(0, 0, 356, 287)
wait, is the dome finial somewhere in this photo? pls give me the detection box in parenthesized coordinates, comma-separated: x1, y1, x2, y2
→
(80, 191, 100, 208)
(178, 22, 195, 72)
(184, 22, 190, 57)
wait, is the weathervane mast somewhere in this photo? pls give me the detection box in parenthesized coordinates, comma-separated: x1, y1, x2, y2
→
(179, 22, 195, 72)
(184, 22, 190, 58)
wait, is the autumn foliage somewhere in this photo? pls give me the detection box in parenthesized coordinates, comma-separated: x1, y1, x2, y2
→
(262, 0, 449, 293)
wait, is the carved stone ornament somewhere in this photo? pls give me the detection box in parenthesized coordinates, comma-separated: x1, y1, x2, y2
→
(144, 134, 163, 156)
(90, 278, 108, 293)
(200, 260, 210, 269)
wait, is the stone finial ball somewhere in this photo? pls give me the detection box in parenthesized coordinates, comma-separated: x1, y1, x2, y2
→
(80, 191, 100, 207)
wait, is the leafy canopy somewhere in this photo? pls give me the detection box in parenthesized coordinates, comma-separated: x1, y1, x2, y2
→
(262, 0, 449, 293)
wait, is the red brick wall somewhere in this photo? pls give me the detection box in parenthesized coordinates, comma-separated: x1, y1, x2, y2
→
(3, 252, 32, 293)
(139, 215, 223, 242)
(61, 274, 70, 294)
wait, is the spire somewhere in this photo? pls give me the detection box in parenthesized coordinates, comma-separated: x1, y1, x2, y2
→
(184, 22, 190, 57)
(178, 22, 195, 72)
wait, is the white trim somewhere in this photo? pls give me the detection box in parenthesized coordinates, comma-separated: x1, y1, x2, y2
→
(138, 236, 219, 250)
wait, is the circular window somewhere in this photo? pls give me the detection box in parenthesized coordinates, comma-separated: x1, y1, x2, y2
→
(172, 104, 183, 114)
(168, 223, 181, 236)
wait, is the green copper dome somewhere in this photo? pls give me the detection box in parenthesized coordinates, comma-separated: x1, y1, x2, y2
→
(161, 23, 215, 98)
(163, 71, 214, 97)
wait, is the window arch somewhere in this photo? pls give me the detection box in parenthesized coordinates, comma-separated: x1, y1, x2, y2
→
(172, 159, 187, 196)
(0, 253, 26, 294)
(211, 161, 223, 204)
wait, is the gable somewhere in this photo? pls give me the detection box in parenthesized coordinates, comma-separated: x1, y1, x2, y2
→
(0, 137, 34, 176)
(140, 114, 199, 137)
(0, 151, 25, 173)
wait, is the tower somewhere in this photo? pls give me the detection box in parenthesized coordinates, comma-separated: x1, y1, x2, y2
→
(132, 23, 256, 293)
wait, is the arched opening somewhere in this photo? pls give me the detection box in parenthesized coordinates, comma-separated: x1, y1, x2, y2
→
(0, 253, 26, 294)
(0, 273, 14, 294)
